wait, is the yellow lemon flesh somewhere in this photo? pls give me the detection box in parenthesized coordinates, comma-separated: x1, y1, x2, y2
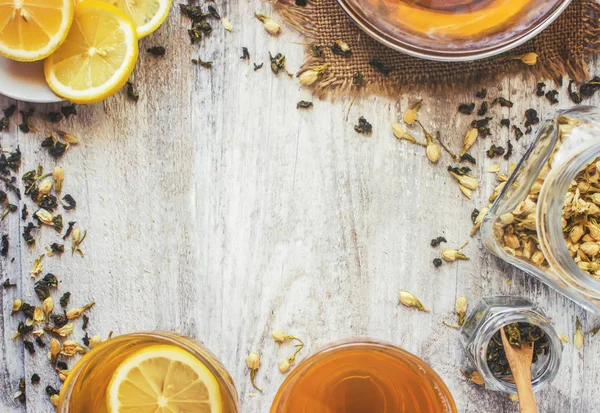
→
(99, 0, 172, 38)
(107, 344, 222, 413)
(0, 0, 74, 62)
(44, 0, 138, 104)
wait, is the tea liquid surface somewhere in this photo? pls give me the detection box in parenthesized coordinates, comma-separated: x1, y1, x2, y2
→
(278, 348, 453, 413)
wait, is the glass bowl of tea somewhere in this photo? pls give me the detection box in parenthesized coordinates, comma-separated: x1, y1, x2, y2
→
(271, 339, 457, 413)
(336, 0, 572, 61)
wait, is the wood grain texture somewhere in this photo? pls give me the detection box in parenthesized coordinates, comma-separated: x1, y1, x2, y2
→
(1, 2, 600, 412)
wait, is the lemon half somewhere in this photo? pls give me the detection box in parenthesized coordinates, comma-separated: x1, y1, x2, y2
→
(107, 344, 223, 413)
(44, 0, 138, 104)
(0, 0, 74, 62)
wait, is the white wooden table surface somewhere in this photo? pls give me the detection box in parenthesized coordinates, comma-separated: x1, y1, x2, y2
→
(1, 2, 600, 412)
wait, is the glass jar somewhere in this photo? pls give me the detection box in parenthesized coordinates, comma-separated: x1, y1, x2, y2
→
(481, 106, 600, 313)
(460, 296, 562, 393)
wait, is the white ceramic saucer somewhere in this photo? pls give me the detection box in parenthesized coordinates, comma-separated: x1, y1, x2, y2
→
(0, 56, 63, 103)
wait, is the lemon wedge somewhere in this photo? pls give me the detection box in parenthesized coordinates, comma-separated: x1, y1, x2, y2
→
(107, 344, 222, 413)
(0, 0, 74, 62)
(99, 0, 172, 38)
(44, 0, 138, 104)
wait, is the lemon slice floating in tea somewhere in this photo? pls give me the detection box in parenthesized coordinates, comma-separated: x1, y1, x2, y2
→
(44, 0, 138, 104)
(107, 344, 222, 413)
(97, 0, 172, 38)
(0, 0, 74, 62)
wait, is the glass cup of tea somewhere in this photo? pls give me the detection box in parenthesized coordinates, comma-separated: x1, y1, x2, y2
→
(271, 339, 457, 413)
(57, 332, 240, 413)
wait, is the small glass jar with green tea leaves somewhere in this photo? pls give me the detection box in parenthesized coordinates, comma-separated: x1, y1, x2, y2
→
(459, 296, 562, 393)
(481, 106, 600, 313)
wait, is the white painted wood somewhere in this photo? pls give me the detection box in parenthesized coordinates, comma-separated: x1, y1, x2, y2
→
(0, 2, 599, 412)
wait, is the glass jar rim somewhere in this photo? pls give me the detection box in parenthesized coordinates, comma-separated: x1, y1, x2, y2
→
(472, 308, 563, 393)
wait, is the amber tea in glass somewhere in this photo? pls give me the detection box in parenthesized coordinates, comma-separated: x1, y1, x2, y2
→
(271, 340, 457, 413)
(58, 332, 239, 413)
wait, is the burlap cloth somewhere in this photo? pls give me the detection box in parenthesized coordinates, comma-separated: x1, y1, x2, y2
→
(273, 0, 600, 96)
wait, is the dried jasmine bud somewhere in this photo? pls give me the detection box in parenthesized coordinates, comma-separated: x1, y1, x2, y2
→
(512, 52, 538, 66)
(253, 63, 263, 71)
(354, 117, 372, 135)
(71, 227, 86, 256)
(35, 209, 53, 225)
(575, 317, 584, 349)
(536, 82, 546, 96)
(504, 141, 513, 160)
(477, 102, 489, 116)
(392, 123, 418, 143)
(513, 126, 524, 140)
(456, 296, 468, 326)
(470, 207, 489, 236)
(493, 97, 513, 108)
(458, 103, 475, 115)
(403, 101, 422, 125)
(460, 128, 479, 157)
(255, 13, 281, 35)
(296, 101, 313, 109)
(125, 81, 139, 102)
(545, 90, 559, 105)
(272, 330, 295, 342)
(33, 306, 44, 325)
(240, 47, 250, 60)
(56, 130, 79, 145)
(61, 194, 76, 210)
(297, 64, 326, 85)
(368, 59, 392, 76)
(431, 236, 447, 247)
(475, 88, 487, 99)
(192, 57, 213, 68)
(442, 242, 469, 262)
(461, 370, 484, 386)
(66, 302, 95, 320)
(449, 171, 478, 190)
(45, 323, 74, 337)
(31, 254, 44, 277)
(330, 40, 351, 57)
(59, 292, 71, 308)
(487, 144, 505, 158)
(12, 298, 22, 313)
(399, 290, 429, 312)
(246, 352, 263, 392)
(89, 334, 103, 348)
(43, 297, 54, 322)
(500, 119, 510, 128)
(60, 340, 87, 356)
(433, 258, 443, 268)
(147, 46, 166, 56)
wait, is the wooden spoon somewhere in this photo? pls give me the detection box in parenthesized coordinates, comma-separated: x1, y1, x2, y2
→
(500, 328, 538, 413)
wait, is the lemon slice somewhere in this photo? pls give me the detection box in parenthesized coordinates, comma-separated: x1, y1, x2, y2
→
(99, 0, 172, 38)
(44, 0, 138, 104)
(0, 0, 74, 62)
(107, 344, 222, 413)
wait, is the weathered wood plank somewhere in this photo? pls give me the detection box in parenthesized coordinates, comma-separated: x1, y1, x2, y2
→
(0, 1, 599, 412)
